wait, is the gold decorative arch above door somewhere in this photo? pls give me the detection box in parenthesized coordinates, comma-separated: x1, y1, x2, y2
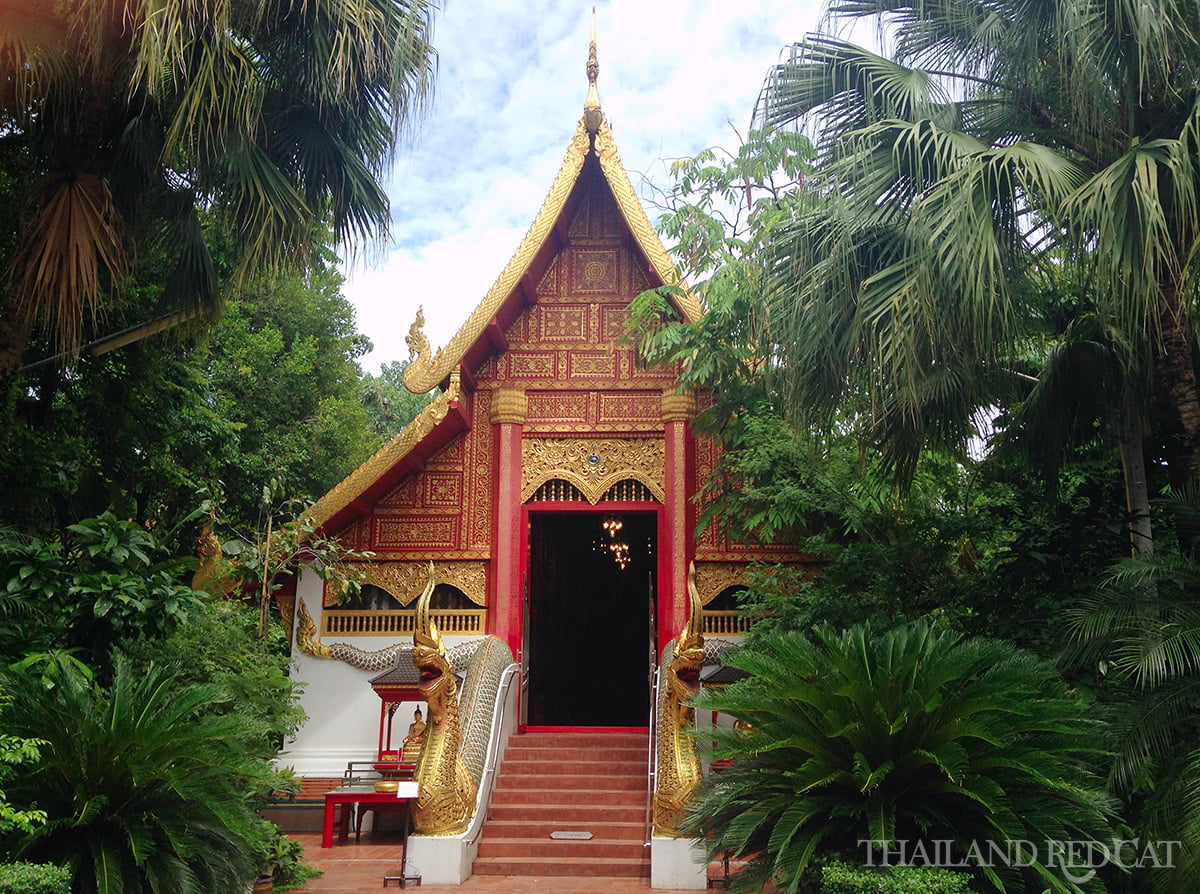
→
(521, 437, 665, 504)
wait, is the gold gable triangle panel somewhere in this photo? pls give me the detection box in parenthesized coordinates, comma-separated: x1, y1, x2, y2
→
(591, 119, 703, 320)
(403, 114, 703, 396)
(403, 122, 591, 394)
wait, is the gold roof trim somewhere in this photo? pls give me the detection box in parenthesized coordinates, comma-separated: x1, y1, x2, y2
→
(309, 370, 462, 528)
(403, 122, 591, 394)
(593, 118, 703, 321)
(403, 115, 703, 396)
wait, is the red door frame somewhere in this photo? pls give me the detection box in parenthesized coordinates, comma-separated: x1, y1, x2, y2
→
(518, 501, 665, 732)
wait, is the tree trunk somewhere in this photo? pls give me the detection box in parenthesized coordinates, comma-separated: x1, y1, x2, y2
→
(1155, 283, 1200, 480)
(0, 306, 36, 382)
(1116, 392, 1153, 558)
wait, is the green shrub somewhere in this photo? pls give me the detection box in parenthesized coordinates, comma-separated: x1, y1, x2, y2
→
(821, 860, 972, 893)
(248, 820, 324, 891)
(0, 655, 260, 894)
(273, 834, 324, 890)
(0, 863, 70, 894)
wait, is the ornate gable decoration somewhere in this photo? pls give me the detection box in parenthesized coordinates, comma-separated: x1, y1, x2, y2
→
(349, 560, 487, 607)
(521, 437, 665, 504)
(403, 51, 702, 396)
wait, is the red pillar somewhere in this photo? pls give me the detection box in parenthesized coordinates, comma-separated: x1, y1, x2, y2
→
(488, 388, 527, 655)
(660, 390, 695, 651)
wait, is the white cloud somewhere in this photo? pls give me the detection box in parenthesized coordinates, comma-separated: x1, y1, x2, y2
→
(342, 1, 827, 375)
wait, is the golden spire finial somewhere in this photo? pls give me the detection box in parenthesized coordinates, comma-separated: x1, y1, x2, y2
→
(584, 5, 603, 134)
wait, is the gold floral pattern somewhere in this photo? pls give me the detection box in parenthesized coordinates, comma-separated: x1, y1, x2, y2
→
(521, 437, 664, 504)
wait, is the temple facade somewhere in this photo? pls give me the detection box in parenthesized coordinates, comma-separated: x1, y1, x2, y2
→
(278, 41, 810, 885)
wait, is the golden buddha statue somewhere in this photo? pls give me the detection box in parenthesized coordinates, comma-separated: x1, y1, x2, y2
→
(401, 706, 427, 761)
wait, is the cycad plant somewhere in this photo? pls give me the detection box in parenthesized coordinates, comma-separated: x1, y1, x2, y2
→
(0, 653, 264, 894)
(686, 622, 1116, 893)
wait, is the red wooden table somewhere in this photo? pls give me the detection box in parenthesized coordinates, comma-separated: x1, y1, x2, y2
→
(321, 788, 414, 848)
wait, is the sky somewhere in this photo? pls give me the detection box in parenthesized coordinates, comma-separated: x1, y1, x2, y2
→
(342, 1, 828, 375)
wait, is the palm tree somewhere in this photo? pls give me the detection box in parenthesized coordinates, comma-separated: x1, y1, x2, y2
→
(0, 654, 267, 894)
(753, 0, 1200, 536)
(687, 622, 1117, 894)
(1068, 482, 1200, 890)
(0, 0, 436, 377)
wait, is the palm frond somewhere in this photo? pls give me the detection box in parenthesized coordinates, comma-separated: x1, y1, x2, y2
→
(1064, 137, 1200, 337)
(760, 36, 956, 150)
(13, 173, 128, 358)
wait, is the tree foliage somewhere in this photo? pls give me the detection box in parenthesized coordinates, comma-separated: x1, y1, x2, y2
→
(198, 259, 385, 524)
(752, 0, 1200, 497)
(0, 0, 437, 375)
(0, 245, 403, 541)
(1067, 483, 1200, 890)
(0, 513, 202, 668)
(0, 700, 45, 838)
(361, 360, 433, 441)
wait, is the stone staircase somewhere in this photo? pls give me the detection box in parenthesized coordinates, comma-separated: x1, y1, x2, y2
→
(473, 729, 651, 879)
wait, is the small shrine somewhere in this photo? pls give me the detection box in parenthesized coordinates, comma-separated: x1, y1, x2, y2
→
(367, 658, 424, 770)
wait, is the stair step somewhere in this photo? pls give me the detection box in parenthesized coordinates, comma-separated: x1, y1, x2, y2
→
(490, 787, 644, 807)
(482, 818, 645, 838)
(506, 740, 646, 753)
(495, 772, 646, 792)
(477, 836, 646, 859)
(472, 856, 650, 878)
(473, 730, 652, 880)
(501, 757, 644, 774)
(487, 804, 644, 824)
(511, 733, 648, 750)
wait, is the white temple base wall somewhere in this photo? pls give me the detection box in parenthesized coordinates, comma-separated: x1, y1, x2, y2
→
(407, 835, 475, 885)
(277, 569, 471, 778)
(651, 836, 707, 890)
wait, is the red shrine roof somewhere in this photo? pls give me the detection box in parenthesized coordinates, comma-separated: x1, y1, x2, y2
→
(308, 49, 700, 535)
(398, 116, 702, 397)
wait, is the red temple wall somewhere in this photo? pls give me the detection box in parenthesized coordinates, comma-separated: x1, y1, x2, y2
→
(326, 165, 810, 616)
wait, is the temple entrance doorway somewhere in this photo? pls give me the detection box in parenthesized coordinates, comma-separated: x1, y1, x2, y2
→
(525, 509, 656, 727)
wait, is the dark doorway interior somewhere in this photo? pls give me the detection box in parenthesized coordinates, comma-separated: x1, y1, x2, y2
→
(526, 511, 655, 727)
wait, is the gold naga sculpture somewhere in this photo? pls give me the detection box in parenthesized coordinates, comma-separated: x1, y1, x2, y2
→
(295, 598, 407, 671)
(404, 305, 438, 388)
(410, 563, 477, 835)
(653, 562, 706, 837)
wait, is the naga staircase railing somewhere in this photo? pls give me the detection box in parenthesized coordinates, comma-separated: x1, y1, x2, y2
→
(463, 661, 520, 847)
(645, 659, 663, 845)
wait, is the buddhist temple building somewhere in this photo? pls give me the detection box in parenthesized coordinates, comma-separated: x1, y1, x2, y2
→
(279, 32, 810, 887)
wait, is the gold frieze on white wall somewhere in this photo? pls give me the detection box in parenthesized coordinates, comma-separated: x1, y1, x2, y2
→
(694, 562, 750, 606)
(332, 560, 488, 607)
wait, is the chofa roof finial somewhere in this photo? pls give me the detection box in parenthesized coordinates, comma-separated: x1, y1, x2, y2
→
(584, 5, 603, 134)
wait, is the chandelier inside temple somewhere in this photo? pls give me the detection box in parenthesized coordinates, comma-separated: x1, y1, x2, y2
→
(599, 516, 631, 570)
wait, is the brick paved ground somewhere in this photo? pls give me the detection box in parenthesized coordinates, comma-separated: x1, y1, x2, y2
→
(289, 831, 733, 893)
